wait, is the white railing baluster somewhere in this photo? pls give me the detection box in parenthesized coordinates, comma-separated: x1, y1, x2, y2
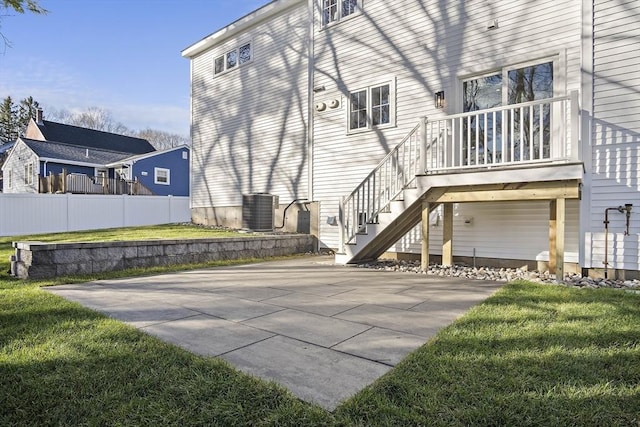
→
(339, 94, 578, 251)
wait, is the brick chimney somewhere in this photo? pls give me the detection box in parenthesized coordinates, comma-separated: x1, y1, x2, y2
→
(36, 108, 44, 125)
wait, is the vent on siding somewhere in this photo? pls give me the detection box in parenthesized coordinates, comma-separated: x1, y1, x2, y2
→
(242, 193, 276, 231)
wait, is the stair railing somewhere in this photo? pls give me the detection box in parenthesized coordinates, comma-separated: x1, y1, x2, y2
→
(339, 120, 425, 253)
(338, 91, 579, 254)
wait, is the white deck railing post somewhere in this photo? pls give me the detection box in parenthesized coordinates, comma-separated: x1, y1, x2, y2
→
(338, 196, 345, 253)
(420, 116, 428, 174)
(570, 90, 580, 161)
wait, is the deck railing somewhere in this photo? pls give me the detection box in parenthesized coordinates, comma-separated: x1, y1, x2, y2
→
(339, 91, 579, 253)
(39, 173, 154, 196)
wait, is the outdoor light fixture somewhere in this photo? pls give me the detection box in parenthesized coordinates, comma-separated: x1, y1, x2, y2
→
(435, 91, 445, 108)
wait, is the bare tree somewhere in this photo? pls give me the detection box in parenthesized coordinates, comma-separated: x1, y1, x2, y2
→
(136, 128, 189, 150)
(57, 106, 131, 135)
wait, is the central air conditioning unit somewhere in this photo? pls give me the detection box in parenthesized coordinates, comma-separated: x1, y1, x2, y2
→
(242, 193, 278, 231)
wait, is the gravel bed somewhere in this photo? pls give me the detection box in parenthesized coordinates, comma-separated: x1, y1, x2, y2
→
(358, 259, 640, 292)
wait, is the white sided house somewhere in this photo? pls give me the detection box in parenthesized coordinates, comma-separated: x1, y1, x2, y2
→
(183, 0, 640, 278)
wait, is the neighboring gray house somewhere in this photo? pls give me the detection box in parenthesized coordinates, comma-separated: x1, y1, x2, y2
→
(183, 0, 640, 278)
(2, 112, 190, 196)
(2, 137, 136, 194)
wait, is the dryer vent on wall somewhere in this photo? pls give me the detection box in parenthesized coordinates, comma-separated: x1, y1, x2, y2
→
(242, 193, 277, 231)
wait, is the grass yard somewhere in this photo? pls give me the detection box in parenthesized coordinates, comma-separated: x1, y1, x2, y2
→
(1, 225, 639, 425)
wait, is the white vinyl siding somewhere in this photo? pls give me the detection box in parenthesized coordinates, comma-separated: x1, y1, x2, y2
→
(586, 0, 640, 270)
(313, 0, 582, 250)
(190, 2, 309, 209)
(1, 139, 39, 194)
(392, 200, 580, 264)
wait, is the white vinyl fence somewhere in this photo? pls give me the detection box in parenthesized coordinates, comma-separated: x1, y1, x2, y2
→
(0, 193, 191, 237)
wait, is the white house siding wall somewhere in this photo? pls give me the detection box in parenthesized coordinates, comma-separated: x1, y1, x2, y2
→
(586, 0, 640, 271)
(313, 0, 582, 255)
(396, 200, 580, 264)
(2, 140, 39, 194)
(190, 1, 309, 216)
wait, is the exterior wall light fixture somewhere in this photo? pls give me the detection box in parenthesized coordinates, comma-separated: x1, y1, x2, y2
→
(435, 91, 445, 109)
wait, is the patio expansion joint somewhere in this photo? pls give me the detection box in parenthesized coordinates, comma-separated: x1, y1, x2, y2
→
(329, 303, 366, 317)
(215, 334, 278, 358)
(138, 313, 203, 330)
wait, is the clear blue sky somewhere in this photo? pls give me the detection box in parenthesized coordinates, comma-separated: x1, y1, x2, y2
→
(0, 0, 271, 136)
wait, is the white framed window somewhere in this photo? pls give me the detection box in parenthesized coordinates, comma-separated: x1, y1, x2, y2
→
(461, 58, 556, 162)
(154, 167, 170, 185)
(7, 169, 12, 189)
(24, 162, 34, 185)
(348, 80, 395, 133)
(214, 41, 252, 76)
(321, 0, 360, 27)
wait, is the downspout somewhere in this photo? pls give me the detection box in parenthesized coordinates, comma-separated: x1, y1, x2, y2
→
(306, 0, 317, 251)
(307, 0, 315, 202)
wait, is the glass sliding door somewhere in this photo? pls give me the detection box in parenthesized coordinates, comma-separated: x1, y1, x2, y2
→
(463, 73, 503, 164)
(462, 60, 554, 165)
(507, 62, 553, 160)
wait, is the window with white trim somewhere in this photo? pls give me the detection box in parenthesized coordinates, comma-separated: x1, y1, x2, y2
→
(462, 59, 555, 161)
(348, 81, 394, 132)
(7, 169, 12, 189)
(214, 41, 252, 76)
(154, 167, 170, 185)
(24, 162, 33, 185)
(321, 0, 360, 27)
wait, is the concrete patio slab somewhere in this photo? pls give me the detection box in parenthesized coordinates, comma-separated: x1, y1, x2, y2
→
(143, 314, 275, 356)
(221, 335, 391, 410)
(210, 285, 293, 302)
(332, 327, 428, 365)
(45, 255, 503, 411)
(243, 309, 371, 348)
(97, 302, 201, 329)
(261, 292, 361, 317)
(334, 304, 448, 337)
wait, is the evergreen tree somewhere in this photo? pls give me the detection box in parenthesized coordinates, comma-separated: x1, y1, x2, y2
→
(0, 95, 41, 142)
(0, 96, 18, 143)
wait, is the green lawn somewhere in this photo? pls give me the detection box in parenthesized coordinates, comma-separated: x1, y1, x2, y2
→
(1, 226, 639, 426)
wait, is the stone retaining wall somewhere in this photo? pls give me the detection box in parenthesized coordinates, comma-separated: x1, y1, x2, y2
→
(10, 235, 317, 279)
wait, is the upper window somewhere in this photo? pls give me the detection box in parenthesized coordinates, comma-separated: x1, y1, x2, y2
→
(24, 163, 33, 185)
(154, 167, 170, 185)
(7, 169, 12, 189)
(322, 0, 360, 27)
(214, 42, 252, 76)
(348, 81, 395, 132)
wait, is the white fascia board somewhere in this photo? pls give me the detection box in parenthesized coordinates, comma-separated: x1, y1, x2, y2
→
(105, 144, 190, 167)
(181, 0, 302, 58)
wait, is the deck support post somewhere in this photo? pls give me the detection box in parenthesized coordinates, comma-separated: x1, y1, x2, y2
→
(421, 200, 430, 271)
(442, 203, 454, 266)
(549, 199, 565, 280)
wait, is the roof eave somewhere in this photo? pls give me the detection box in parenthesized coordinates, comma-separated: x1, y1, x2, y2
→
(181, 0, 302, 59)
(105, 144, 190, 167)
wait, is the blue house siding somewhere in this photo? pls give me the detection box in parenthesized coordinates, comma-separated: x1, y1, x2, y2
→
(131, 148, 189, 196)
(41, 162, 94, 176)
